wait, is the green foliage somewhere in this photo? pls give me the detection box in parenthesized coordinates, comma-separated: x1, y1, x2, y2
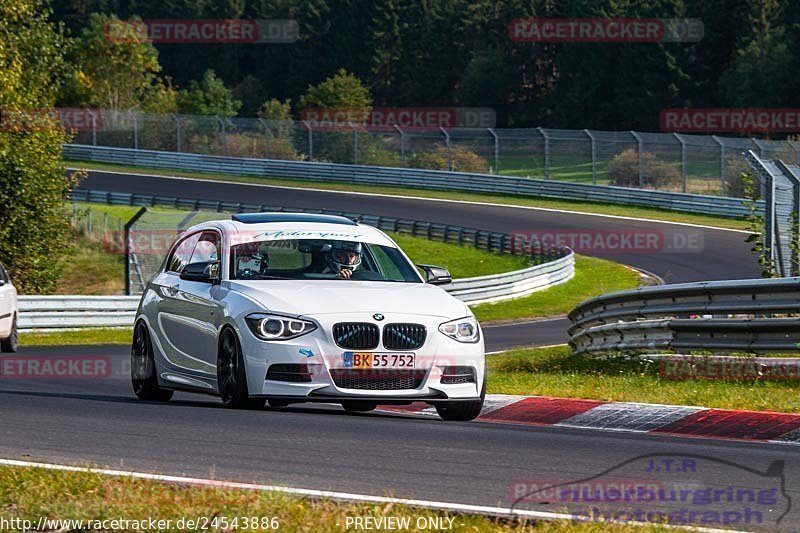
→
(177, 69, 242, 117)
(258, 99, 293, 121)
(297, 69, 372, 112)
(63, 13, 169, 111)
(608, 149, 682, 190)
(0, 0, 83, 293)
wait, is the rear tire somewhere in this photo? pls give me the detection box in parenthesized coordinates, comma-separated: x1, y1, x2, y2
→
(217, 328, 265, 409)
(1, 315, 18, 353)
(341, 400, 377, 413)
(131, 321, 173, 401)
(435, 371, 486, 421)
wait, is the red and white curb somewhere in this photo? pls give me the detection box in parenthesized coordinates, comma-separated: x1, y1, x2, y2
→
(378, 395, 800, 445)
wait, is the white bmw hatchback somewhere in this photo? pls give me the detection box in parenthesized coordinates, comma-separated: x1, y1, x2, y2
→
(0, 261, 18, 352)
(132, 213, 486, 421)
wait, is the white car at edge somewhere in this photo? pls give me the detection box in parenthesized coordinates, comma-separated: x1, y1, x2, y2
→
(131, 212, 486, 421)
(0, 261, 18, 352)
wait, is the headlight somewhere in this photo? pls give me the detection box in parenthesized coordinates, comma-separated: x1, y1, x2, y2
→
(245, 313, 317, 341)
(438, 316, 480, 343)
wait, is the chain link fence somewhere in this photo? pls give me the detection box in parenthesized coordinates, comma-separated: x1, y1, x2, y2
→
(67, 110, 800, 197)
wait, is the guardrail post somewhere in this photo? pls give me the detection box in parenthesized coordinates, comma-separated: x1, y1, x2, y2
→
(394, 125, 405, 162)
(674, 133, 687, 193)
(488, 128, 499, 174)
(129, 111, 138, 150)
(631, 131, 644, 188)
(216, 116, 227, 156)
(584, 129, 597, 184)
(258, 118, 270, 158)
(124, 207, 148, 296)
(538, 127, 550, 179)
(87, 109, 97, 146)
(712, 135, 725, 194)
(752, 138, 765, 158)
(302, 120, 313, 161)
(170, 114, 182, 152)
(440, 127, 452, 171)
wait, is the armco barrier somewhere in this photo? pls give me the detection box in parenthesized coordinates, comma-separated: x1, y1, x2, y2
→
(567, 277, 800, 355)
(64, 144, 757, 218)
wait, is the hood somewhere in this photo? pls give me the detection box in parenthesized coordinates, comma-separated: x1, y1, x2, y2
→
(227, 280, 468, 319)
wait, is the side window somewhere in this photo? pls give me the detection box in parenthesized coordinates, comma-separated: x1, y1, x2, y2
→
(0, 264, 7, 283)
(189, 231, 220, 264)
(166, 232, 201, 273)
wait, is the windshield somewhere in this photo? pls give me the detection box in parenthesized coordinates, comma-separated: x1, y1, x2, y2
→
(229, 238, 421, 283)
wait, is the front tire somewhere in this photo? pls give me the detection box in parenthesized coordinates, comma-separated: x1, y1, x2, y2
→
(217, 328, 265, 409)
(1, 315, 18, 353)
(131, 321, 173, 401)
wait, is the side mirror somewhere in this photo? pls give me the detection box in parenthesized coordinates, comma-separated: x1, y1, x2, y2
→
(417, 264, 452, 285)
(0, 280, 5, 287)
(180, 261, 220, 284)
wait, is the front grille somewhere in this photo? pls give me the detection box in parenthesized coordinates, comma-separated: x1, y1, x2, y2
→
(266, 364, 312, 383)
(330, 369, 427, 390)
(440, 366, 476, 385)
(332, 323, 380, 349)
(383, 323, 426, 350)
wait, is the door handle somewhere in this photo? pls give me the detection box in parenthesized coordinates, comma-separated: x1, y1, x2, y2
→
(168, 284, 180, 296)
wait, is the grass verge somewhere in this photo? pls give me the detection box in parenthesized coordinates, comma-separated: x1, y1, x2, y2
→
(19, 328, 132, 346)
(472, 256, 640, 323)
(489, 345, 800, 413)
(0, 464, 664, 532)
(55, 231, 125, 295)
(68, 159, 749, 231)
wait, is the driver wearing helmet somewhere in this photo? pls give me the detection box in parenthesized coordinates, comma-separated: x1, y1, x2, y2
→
(235, 243, 270, 279)
(325, 241, 362, 279)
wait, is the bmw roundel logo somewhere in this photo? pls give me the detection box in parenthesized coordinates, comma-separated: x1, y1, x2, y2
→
(373, 313, 385, 321)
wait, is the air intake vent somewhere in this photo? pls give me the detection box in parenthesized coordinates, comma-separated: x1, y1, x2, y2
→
(330, 369, 426, 390)
(266, 364, 312, 383)
(332, 323, 380, 350)
(440, 366, 476, 385)
(383, 323, 426, 350)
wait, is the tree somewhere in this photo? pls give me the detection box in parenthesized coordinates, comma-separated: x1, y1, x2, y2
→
(0, 0, 82, 293)
(177, 69, 242, 117)
(258, 98, 293, 120)
(63, 13, 167, 111)
(297, 68, 372, 112)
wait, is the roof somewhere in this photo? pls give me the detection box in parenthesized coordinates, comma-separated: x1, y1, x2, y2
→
(231, 212, 357, 226)
(183, 214, 395, 247)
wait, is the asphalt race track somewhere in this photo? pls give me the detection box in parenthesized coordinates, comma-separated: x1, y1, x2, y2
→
(80, 169, 762, 351)
(3, 170, 788, 530)
(2, 345, 799, 530)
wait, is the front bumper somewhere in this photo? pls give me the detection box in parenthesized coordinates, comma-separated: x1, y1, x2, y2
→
(237, 312, 485, 401)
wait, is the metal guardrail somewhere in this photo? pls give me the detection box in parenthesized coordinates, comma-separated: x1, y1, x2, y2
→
(567, 277, 800, 355)
(64, 144, 757, 218)
(18, 296, 139, 330)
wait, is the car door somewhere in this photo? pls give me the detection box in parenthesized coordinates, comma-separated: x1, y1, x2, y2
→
(172, 230, 225, 370)
(151, 231, 214, 377)
(0, 263, 13, 337)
